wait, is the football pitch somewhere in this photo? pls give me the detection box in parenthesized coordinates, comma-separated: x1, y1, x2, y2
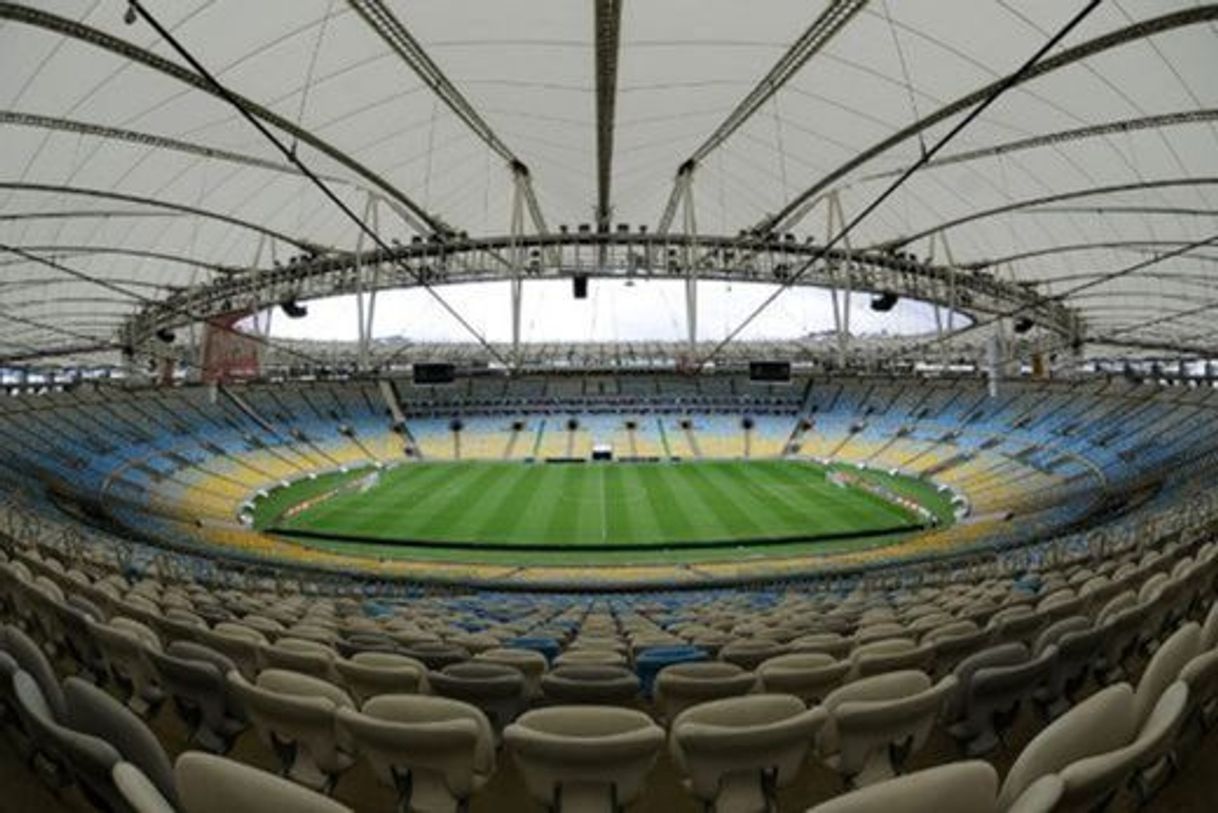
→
(255, 459, 954, 565)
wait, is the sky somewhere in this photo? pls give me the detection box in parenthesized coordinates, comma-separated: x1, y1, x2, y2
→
(258, 279, 952, 343)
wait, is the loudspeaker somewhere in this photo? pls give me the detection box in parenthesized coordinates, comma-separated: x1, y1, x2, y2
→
(870, 291, 898, 312)
(280, 298, 308, 319)
(573, 275, 588, 299)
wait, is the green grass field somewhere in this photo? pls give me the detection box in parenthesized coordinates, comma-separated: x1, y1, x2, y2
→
(255, 459, 954, 565)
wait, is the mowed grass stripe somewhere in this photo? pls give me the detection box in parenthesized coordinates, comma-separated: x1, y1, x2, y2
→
(668, 463, 767, 539)
(439, 463, 529, 540)
(473, 464, 542, 542)
(275, 459, 949, 548)
(633, 464, 694, 542)
(285, 462, 452, 529)
(418, 464, 518, 536)
(710, 462, 831, 534)
(764, 462, 909, 532)
(495, 464, 561, 541)
(768, 462, 916, 529)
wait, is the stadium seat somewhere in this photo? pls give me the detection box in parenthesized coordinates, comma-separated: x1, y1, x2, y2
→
(334, 651, 427, 704)
(259, 637, 338, 682)
(1132, 622, 1201, 728)
(1056, 682, 1190, 809)
(541, 665, 641, 705)
(995, 683, 1137, 810)
(756, 653, 851, 704)
(63, 676, 179, 807)
(146, 642, 247, 754)
(475, 647, 549, 699)
(89, 617, 166, 718)
(13, 670, 118, 797)
(943, 643, 1028, 730)
(949, 645, 1057, 756)
(805, 761, 1003, 813)
(635, 645, 708, 697)
(817, 670, 957, 788)
(427, 661, 529, 734)
(2, 624, 67, 721)
(113, 761, 178, 813)
(505, 706, 664, 811)
(336, 694, 495, 812)
(670, 694, 826, 812)
(175, 752, 352, 813)
(787, 633, 852, 660)
(1092, 606, 1140, 684)
(1181, 647, 1218, 731)
(920, 621, 989, 676)
(197, 623, 267, 680)
(505, 636, 562, 663)
(654, 661, 757, 722)
(57, 598, 109, 683)
(719, 639, 786, 671)
(1034, 619, 1101, 718)
(554, 648, 628, 668)
(402, 641, 472, 670)
(850, 639, 935, 679)
(227, 669, 356, 792)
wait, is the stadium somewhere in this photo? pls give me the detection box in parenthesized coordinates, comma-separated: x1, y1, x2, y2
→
(1, 1, 1217, 811)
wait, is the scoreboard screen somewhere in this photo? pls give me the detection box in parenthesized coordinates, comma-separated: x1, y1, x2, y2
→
(413, 363, 456, 385)
(749, 361, 791, 382)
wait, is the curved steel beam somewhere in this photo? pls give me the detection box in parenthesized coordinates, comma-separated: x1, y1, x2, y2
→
(345, 0, 549, 233)
(0, 277, 169, 292)
(0, 208, 180, 223)
(1100, 296, 1218, 342)
(0, 181, 322, 251)
(1022, 205, 1218, 219)
(0, 111, 357, 189)
(594, 0, 623, 232)
(0, 309, 119, 362)
(882, 177, 1218, 249)
(0, 244, 244, 275)
(964, 239, 1205, 270)
(121, 230, 1079, 344)
(0, 296, 134, 311)
(1029, 268, 1218, 289)
(0, 341, 118, 363)
(0, 3, 448, 234)
(657, 0, 869, 232)
(1067, 290, 1216, 307)
(759, 5, 1218, 234)
(857, 109, 1218, 183)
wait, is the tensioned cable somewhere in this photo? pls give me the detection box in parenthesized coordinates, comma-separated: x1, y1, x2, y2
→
(695, 0, 1105, 370)
(900, 231, 1218, 356)
(880, 0, 927, 158)
(125, 0, 509, 367)
(290, 0, 336, 157)
(0, 245, 331, 368)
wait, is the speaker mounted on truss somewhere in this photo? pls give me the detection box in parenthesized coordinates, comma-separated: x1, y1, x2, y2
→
(280, 297, 308, 319)
(870, 291, 899, 312)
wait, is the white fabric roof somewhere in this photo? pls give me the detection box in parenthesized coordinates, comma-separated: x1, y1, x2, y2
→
(0, 0, 1216, 361)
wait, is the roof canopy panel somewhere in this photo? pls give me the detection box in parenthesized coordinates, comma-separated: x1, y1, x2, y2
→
(0, 0, 1215, 363)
